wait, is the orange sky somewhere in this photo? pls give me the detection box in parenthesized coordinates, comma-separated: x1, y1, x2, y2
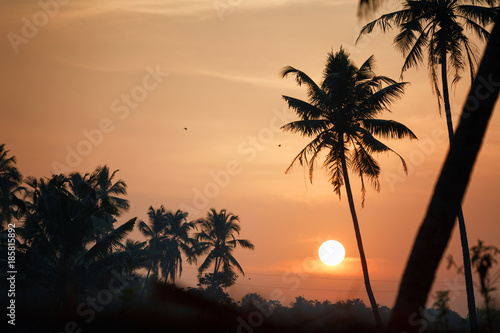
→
(1, 0, 499, 316)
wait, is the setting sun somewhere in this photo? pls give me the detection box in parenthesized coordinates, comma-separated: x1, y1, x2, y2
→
(318, 240, 346, 266)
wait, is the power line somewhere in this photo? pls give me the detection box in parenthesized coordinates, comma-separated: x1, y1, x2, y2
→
(233, 284, 404, 293)
(178, 276, 402, 293)
(182, 265, 498, 285)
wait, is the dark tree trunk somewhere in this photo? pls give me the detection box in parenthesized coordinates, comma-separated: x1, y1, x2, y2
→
(140, 264, 153, 299)
(340, 148, 383, 330)
(440, 41, 478, 333)
(388, 15, 500, 333)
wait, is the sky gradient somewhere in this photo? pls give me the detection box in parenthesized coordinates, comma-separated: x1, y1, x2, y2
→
(1, 0, 499, 315)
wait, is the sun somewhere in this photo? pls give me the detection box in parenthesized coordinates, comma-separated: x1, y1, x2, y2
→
(318, 240, 346, 266)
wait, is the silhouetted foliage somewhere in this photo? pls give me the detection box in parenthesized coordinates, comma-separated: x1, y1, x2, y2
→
(433, 290, 451, 333)
(3, 166, 138, 309)
(471, 240, 500, 331)
(193, 208, 254, 303)
(191, 270, 237, 305)
(281, 47, 416, 329)
(358, 3, 498, 329)
(139, 206, 195, 292)
(0, 144, 24, 231)
(388, 11, 500, 331)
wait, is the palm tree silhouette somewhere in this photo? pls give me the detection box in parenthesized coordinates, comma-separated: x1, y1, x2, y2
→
(195, 208, 254, 295)
(139, 206, 195, 290)
(0, 144, 24, 230)
(89, 166, 130, 216)
(19, 168, 136, 308)
(139, 206, 168, 286)
(117, 239, 150, 274)
(471, 240, 500, 331)
(163, 209, 197, 282)
(70, 166, 130, 241)
(388, 15, 500, 331)
(280, 48, 416, 328)
(357, 2, 498, 329)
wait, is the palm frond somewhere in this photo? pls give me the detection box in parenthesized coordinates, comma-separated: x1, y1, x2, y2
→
(83, 218, 136, 262)
(198, 251, 216, 274)
(284, 133, 332, 183)
(361, 119, 418, 140)
(459, 15, 492, 42)
(324, 145, 345, 197)
(83, 251, 135, 288)
(356, 55, 376, 82)
(351, 141, 381, 205)
(282, 96, 324, 120)
(227, 239, 255, 250)
(138, 220, 153, 238)
(459, 33, 480, 82)
(400, 28, 430, 76)
(394, 18, 424, 56)
(357, 11, 400, 42)
(428, 34, 443, 111)
(360, 82, 408, 114)
(357, 0, 386, 18)
(224, 251, 245, 275)
(358, 129, 409, 174)
(281, 119, 330, 137)
(280, 66, 328, 106)
(457, 4, 499, 27)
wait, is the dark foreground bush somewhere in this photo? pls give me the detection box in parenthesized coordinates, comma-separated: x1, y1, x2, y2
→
(3, 283, 379, 333)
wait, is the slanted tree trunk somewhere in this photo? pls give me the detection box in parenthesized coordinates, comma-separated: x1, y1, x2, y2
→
(388, 15, 500, 333)
(340, 147, 383, 330)
(440, 40, 478, 333)
(140, 264, 153, 300)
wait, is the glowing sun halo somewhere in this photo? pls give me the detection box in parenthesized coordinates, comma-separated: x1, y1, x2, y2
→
(319, 240, 345, 266)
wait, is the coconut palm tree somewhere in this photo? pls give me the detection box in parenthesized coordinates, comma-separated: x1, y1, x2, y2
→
(116, 239, 150, 275)
(139, 206, 194, 287)
(79, 166, 130, 240)
(357, 3, 498, 329)
(388, 14, 500, 331)
(18, 168, 136, 308)
(471, 240, 500, 331)
(280, 48, 417, 328)
(89, 165, 130, 216)
(195, 208, 254, 280)
(163, 209, 197, 282)
(139, 206, 168, 286)
(0, 144, 24, 230)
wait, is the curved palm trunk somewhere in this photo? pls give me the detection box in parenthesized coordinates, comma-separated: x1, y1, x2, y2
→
(214, 257, 219, 274)
(388, 17, 500, 333)
(441, 42, 478, 333)
(340, 149, 383, 330)
(140, 265, 152, 299)
(212, 256, 221, 287)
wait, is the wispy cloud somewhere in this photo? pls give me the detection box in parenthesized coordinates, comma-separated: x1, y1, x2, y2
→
(186, 69, 289, 89)
(55, 0, 352, 20)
